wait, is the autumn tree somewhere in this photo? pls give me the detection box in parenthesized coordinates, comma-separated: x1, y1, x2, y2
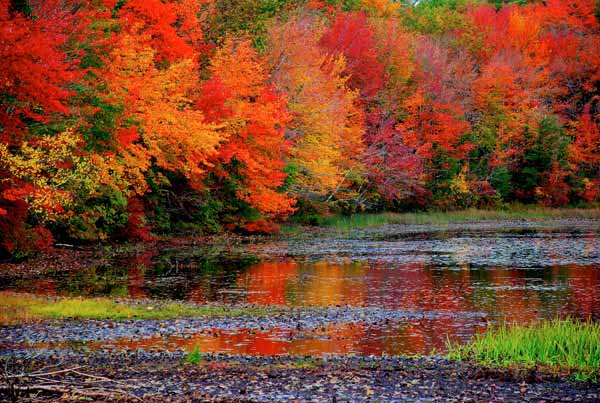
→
(0, 0, 90, 254)
(267, 15, 365, 202)
(569, 103, 600, 203)
(0, 0, 81, 145)
(107, 34, 222, 188)
(319, 11, 385, 102)
(356, 16, 425, 205)
(466, 2, 587, 204)
(115, 0, 205, 62)
(205, 0, 304, 49)
(93, 0, 229, 236)
(200, 38, 295, 227)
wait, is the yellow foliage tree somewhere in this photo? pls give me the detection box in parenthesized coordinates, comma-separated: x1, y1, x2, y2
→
(0, 131, 123, 224)
(267, 16, 365, 199)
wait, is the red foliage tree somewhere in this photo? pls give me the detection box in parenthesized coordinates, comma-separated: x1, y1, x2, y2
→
(362, 117, 426, 203)
(570, 103, 600, 202)
(0, 176, 53, 258)
(115, 0, 206, 62)
(0, 0, 81, 144)
(319, 11, 385, 101)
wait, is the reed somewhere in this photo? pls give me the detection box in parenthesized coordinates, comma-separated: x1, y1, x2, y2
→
(322, 207, 600, 230)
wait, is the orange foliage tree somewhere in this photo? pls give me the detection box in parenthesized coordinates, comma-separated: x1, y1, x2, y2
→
(201, 38, 295, 221)
(106, 33, 223, 189)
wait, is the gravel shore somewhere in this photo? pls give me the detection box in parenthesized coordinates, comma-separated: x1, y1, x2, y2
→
(2, 351, 599, 402)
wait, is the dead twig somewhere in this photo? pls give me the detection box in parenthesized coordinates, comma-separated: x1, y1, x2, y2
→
(70, 369, 132, 387)
(6, 365, 83, 379)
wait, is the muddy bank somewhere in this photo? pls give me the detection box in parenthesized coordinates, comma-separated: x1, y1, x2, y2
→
(2, 351, 598, 402)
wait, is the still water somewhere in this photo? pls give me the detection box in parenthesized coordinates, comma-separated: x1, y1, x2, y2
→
(6, 223, 600, 356)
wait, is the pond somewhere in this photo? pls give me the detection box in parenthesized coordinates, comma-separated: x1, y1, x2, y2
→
(4, 220, 600, 356)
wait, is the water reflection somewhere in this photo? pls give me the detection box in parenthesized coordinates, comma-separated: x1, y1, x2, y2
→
(5, 230, 600, 355)
(92, 318, 485, 356)
(234, 261, 599, 322)
(7, 257, 599, 322)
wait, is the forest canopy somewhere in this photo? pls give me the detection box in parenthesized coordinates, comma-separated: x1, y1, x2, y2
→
(1, 0, 599, 257)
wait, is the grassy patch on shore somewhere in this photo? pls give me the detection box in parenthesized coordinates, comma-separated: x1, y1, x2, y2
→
(321, 207, 600, 230)
(0, 292, 275, 325)
(447, 319, 600, 382)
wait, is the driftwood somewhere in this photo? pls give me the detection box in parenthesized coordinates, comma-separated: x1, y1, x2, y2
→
(1, 364, 142, 402)
(0, 384, 140, 400)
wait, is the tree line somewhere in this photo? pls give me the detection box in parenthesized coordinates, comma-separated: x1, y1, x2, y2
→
(1, 0, 599, 257)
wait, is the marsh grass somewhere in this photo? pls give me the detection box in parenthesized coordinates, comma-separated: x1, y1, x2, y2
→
(447, 319, 600, 382)
(0, 292, 275, 324)
(322, 207, 600, 230)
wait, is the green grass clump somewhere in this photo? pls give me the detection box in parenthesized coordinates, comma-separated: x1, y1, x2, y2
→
(0, 292, 274, 324)
(321, 207, 600, 230)
(185, 345, 205, 364)
(447, 319, 600, 382)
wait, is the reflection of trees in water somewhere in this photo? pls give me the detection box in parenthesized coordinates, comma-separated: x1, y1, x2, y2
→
(562, 265, 600, 320)
(293, 262, 367, 307)
(4, 243, 600, 327)
(236, 260, 299, 305)
(144, 252, 258, 302)
(98, 319, 485, 356)
(232, 260, 369, 306)
(184, 258, 600, 322)
(228, 259, 600, 336)
(50, 265, 131, 297)
(362, 263, 480, 353)
(126, 250, 155, 299)
(26, 248, 600, 356)
(5, 248, 260, 301)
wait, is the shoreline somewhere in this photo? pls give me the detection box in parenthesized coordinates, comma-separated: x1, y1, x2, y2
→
(2, 351, 598, 402)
